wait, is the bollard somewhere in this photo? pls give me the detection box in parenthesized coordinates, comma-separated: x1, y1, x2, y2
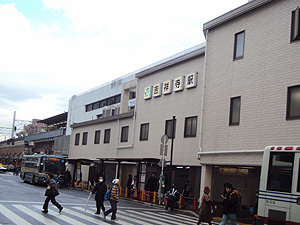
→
(193, 197, 197, 210)
(81, 181, 84, 189)
(107, 184, 109, 191)
(120, 186, 122, 197)
(147, 191, 150, 202)
(179, 195, 182, 209)
(88, 181, 90, 190)
(153, 191, 156, 203)
(125, 187, 128, 198)
(75, 180, 78, 188)
(141, 190, 145, 201)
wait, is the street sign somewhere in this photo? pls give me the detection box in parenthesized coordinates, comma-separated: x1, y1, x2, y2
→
(161, 134, 168, 143)
(158, 158, 166, 167)
(160, 144, 168, 156)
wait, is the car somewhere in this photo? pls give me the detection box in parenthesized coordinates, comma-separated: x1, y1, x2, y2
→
(0, 165, 7, 172)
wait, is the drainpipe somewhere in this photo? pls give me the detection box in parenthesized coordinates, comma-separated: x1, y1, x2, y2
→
(198, 30, 208, 154)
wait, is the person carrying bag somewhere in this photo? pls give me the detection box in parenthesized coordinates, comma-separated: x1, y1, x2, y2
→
(42, 173, 63, 213)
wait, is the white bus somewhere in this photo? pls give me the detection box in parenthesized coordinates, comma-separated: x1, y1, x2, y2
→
(257, 146, 300, 225)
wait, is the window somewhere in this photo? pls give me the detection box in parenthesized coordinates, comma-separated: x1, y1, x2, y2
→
(184, 116, 197, 137)
(286, 85, 300, 120)
(291, 7, 300, 42)
(298, 158, 300, 192)
(93, 102, 100, 110)
(82, 132, 88, 145)
(129, 91, 136, 100)
(108, 97, 115, 105)
(86, 104, 93, 112)
(121, 126, 129, 142)
(100, 100, 107, 108)
(234, 31, 245, 59)
(140, 123, 149, 141)
(115, 94, 121, 103)
(229, 96, 241, 126)
(104, 129, 111, 144)
(165, 119, 176, 139)
(267, 152, 294, 193)
(75, 133, 80, 146)
(94, 130, 100, 144)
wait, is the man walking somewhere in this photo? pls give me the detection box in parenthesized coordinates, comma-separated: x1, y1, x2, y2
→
(91, 176, 106, 215)
(219, 183, 238, 225)
(103, 179, 120, 221)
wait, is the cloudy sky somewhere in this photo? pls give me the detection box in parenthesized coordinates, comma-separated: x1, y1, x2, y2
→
(0, 0, 248, 140)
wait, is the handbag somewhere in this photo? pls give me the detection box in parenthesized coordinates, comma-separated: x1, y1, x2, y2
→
(45, 189, 51, 196)
(249, 206, 254, 215)
(52, 189, 59, 197)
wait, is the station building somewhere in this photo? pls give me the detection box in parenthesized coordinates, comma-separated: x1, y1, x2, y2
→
(66, 0, 300, 207)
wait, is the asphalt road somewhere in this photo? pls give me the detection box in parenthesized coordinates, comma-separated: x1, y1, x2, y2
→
(0, 172, 204, 225)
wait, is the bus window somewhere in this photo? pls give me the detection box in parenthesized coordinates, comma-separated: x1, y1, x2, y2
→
(267, 152, 294, 192)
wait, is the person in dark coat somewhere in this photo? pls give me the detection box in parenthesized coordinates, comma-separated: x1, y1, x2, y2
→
(219, 183, 238, 225)
(126, 174, 133, 197)
(42, 173, 63, 213)
(146, 173, 158, 192)
(197, 186, 217, 225)
(92, 176, 107, 215)
(165, 184, 180, 212)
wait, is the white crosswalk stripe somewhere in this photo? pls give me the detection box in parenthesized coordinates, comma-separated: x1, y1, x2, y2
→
(0, 203, 201, 225)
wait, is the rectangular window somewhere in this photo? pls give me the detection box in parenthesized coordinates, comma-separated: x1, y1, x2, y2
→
(75, 133, 80, 146)
(129, 91, 136, 100)
(184, 116, 197, 138)
(234, 31, 245, 60)
(104, 129, 111, 144)
(93, 102, 100, 110)
(86, 104, 93, 112)
(267, 152, 294, 193)
(94, 130, 100, 144)
(121, 126, 129, 142)
(82, 132, 88, 145)
(140, 123, 149, 141)
(108, 97, 115, 105)
(100, 100, 107, 108)
(115, 94, 121, 104)
(291, 7, 300, 42)
(229, 96, 241, 126)
(286, 85, 300, 120)
(298, 158, 300, 192)
(165, 119, 176, 139)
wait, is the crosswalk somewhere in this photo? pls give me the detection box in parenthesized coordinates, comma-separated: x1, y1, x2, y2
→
(0, 202, 211, 225)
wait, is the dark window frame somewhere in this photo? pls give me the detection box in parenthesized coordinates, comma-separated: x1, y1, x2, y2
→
(75, 133, 80, 146)
(233, 31, 245, 60)
(229, 96, 241, 126)
(286, 85, 300, 120)
(121, 126, 129, 142)
(104, 129, 111, 144)
(140, 123, 149, 141)
(82, 132, 88, 145)
(165, 119, 176, 139)
(184, 116, 197, 138)
(291, 7, 300, 42)
(94, 130, 101, 144)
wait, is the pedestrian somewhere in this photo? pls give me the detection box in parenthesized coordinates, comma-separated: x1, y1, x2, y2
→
(219, 183, 238, 225)
(103, 179, 120, 221)
(42, 173, 63, 213)
(126, 174, 132, 197)
(131, 175, 137, 197)
(197, 186, 217, 225)
(182, 180, 193, 200)
(165, 184, 180, 212)
(146, 173, 158, 192)
(65, 170, 71, 186)
(91, 176, 106, 215)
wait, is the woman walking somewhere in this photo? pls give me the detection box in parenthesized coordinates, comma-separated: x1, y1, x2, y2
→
(197, 186, 217, 225)
(42, 173, 63, 213)
(103, 179, 120, 221)
(92, 176, 106, 215)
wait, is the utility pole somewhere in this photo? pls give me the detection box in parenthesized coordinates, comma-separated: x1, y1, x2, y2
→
(11, 111, 16, 139)
(169, 116, 176, 189)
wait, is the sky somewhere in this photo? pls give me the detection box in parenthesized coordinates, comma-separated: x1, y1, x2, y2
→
(0, 0, 248, 141)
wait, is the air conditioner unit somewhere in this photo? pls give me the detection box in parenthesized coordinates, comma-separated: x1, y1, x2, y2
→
(112, 107, 120, 116)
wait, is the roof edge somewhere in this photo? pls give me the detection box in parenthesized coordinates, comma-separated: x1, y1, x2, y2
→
(203, 0, 273, 33)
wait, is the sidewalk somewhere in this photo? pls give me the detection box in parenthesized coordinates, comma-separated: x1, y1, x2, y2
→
(65, 185, 253, 225)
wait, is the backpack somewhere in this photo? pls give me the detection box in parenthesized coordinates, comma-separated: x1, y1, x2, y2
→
(104, 187, 112, 201)
(230, 189, 242, 209)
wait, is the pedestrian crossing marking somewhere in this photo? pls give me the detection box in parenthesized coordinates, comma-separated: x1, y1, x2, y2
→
(0, 204, 32, 225)
(32, 205, 86, 225)
(13, 204, 60, 225)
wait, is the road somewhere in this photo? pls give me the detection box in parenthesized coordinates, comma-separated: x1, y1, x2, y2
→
(0, 172, 208, 225)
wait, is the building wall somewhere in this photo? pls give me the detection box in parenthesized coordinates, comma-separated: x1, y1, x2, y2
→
(202, 0, 300, 157)
(134, 55, 204, 166)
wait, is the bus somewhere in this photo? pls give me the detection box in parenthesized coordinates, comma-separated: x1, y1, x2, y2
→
(20, 154, 66, 185)
(257, 146, 300, 225)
